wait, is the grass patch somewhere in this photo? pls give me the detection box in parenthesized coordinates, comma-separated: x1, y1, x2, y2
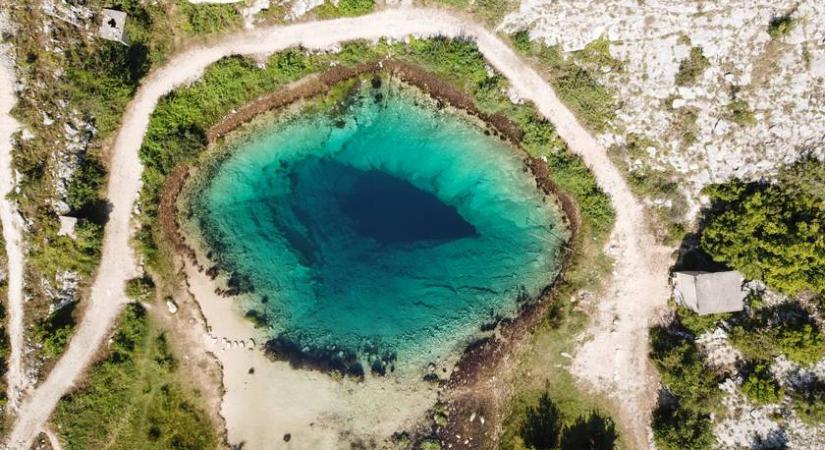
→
(53, 303, 216, 450)
(313, 0, 375, 19)
(727, 97, 756, 126)
(675, 47, 710, 86)
(178, 1, 242, 34)
(125, 275, 156, 302)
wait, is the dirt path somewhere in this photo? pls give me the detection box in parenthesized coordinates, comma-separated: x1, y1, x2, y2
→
(4, 8, 668, 449)
(0, 21, 28, 412)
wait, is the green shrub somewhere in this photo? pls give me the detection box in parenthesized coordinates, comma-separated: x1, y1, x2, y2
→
(33, 303, 77, 360)
(420, 440, 442, 450)
(41, 326, 73, 359)
(511, 30, 532, 53)
(652, 403, 716, 450)
(66, 156, 106, 212)
(727, 98, 756, 126)
(700, 158, 825, 295)
(742, 364, 783, 405)
(675, 47, 710, 86)
(768, 14, 795, 39)
(432, 401, 449, 427)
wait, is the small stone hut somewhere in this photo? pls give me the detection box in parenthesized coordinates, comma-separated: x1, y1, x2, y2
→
(99, 9, 127, 44)
(673, 271, 746, 315)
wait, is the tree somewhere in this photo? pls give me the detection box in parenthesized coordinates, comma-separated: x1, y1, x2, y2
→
(700, 157, 825, 295)
(521, 392, 563, 450)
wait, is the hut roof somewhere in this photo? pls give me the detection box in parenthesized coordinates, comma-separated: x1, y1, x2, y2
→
(673, 271, 746, 315)
(99, 9, 127, 43)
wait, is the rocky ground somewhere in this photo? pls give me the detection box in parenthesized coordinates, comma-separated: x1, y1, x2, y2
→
(501, 0, 825, 218)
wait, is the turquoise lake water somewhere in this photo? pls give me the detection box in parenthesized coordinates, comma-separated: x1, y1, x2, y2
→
(188, 81, 567, 372)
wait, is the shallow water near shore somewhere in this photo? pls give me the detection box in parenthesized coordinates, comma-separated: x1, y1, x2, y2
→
(186, 80, 567, 371)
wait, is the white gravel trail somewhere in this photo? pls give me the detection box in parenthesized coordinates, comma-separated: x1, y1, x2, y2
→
(4, 8, 669, 449)
(0, 20, 27, 412)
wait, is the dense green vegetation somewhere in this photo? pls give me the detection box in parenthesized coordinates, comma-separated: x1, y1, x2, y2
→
(510, 31, 620, 132)
(54, 304, 216, 450)
(32, 302, 77, 360)
(650, 325, 722, 412)
(700, 157, 825, 295)
(652, 402, 715, 450)
(675, 47, 710, 86)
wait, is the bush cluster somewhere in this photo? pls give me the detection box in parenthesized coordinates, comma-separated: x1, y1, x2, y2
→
(700, 157, 825, 296)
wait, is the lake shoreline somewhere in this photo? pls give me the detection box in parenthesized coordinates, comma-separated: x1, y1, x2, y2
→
(161, 61, 579, 446)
